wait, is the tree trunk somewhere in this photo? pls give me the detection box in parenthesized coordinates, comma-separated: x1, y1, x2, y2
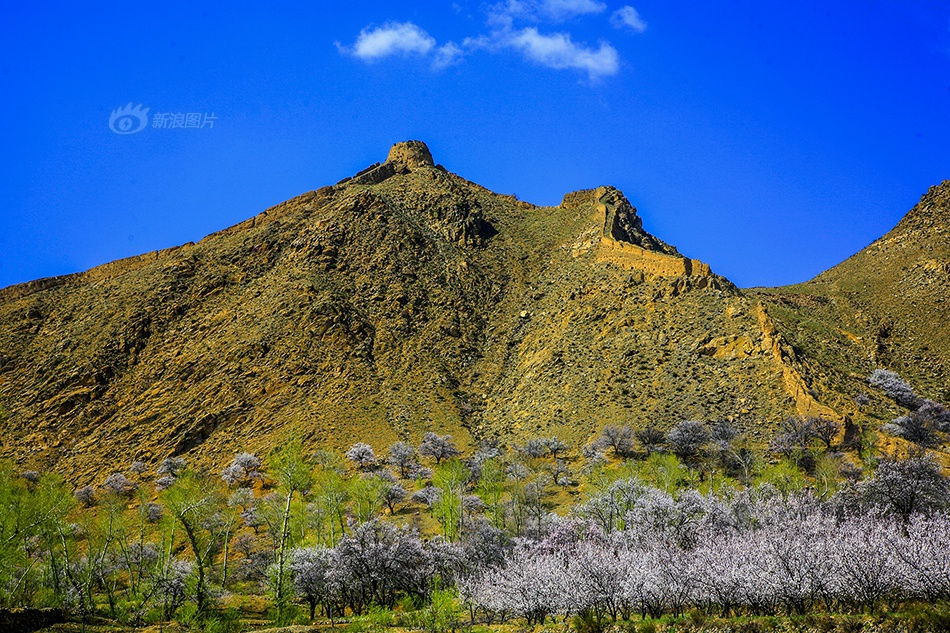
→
(221, 525, 231, 589)
(275, 490, 295, 614)
(181, 520, 206, 614)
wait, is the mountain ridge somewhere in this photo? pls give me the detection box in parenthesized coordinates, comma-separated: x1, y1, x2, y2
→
(0, 141, 946, 482)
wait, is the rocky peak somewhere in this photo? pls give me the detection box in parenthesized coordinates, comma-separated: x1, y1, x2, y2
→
(562, 186, 677, 255)
(387, 140, 435, 171)
(597, 186, 645, 244)
(340, 141, 435, 187)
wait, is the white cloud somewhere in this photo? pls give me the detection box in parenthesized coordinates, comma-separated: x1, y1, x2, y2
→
(433, 42, 465, 68)
(610, 6, 647, 33)
(539, 0, 607, 21)
(505, 27, 618, 79)
(343, 22, 436, 60)
(339, 8, 622, 81)
(489, 0, 606, 24)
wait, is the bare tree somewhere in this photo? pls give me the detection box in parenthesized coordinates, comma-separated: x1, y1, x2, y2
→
(543, 438, 569, 460)
(808, 417, 840, 452)
(769, 417, 817, 471)
(595, 425, 636, 459)
(516, 439, 550, 459)
(666, 421, 709, 465)
(635, 424, 665, 456)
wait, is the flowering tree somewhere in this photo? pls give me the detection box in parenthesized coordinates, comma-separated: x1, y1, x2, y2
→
(387, 441, 419, 478)
(221, 452, 263, 487)
(345, 443, 378, 470)
(869, 369, 919, 409)
(332, 519, 429, 611)
(467, 550, 570, 624)
(419, 432, 461, 464)
(289, 546, 336, 621)
(101, 472, 136, 496)
(859, 456, 950, 521)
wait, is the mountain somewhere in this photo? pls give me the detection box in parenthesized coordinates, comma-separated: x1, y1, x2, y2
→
(754, 181, 950, 417)
(0, 141, 946, 482)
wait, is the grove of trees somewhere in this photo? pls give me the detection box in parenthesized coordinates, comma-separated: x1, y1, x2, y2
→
(0, 370, 948, 631)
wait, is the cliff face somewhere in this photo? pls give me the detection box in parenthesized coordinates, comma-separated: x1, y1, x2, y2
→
(0, 142, 945, 481)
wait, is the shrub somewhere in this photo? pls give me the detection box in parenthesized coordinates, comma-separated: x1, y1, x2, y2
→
(349, 604, 395, 633)
(102, 472, 136, 496)
(686, 608, 707, 627)
(572, 609, 609, 633)
(266, 602, 302, 627)
(417, 588, 461, 633)
(835, 618, 864, 633)
(869, 369, 919, 409)
(199, 608, 243, 633)
(74, 484, 96, 507)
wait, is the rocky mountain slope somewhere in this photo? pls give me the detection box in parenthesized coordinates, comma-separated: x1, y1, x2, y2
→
(0, 141, 946, 482)
(754, 181, 950, 422)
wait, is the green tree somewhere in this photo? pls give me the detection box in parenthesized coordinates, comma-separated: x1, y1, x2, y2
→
(432, 460, 468, 541)
(116, 489, 165, 626)
(350, 475, 386, 523)
(637, 452, 689, 493)
(268, 439, 313, 621)
(756, 458, 807, 497)
(0, 464, 73, 608)
(313, 467, 349, 546)
(418, 588, 462, 633)
(161, 470, 225, 616)
(476, 457, 506, 531)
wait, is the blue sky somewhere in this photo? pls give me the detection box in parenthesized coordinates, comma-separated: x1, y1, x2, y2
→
(1, 1, 949, 289)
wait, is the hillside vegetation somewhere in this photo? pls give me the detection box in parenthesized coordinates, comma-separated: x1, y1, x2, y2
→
(3, 384, 950, 632)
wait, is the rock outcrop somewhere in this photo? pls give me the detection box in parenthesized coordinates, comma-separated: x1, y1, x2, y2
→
(387, 140, 435, 170)
(562, 186, 715, 280)
(342, 140, 437, 187)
